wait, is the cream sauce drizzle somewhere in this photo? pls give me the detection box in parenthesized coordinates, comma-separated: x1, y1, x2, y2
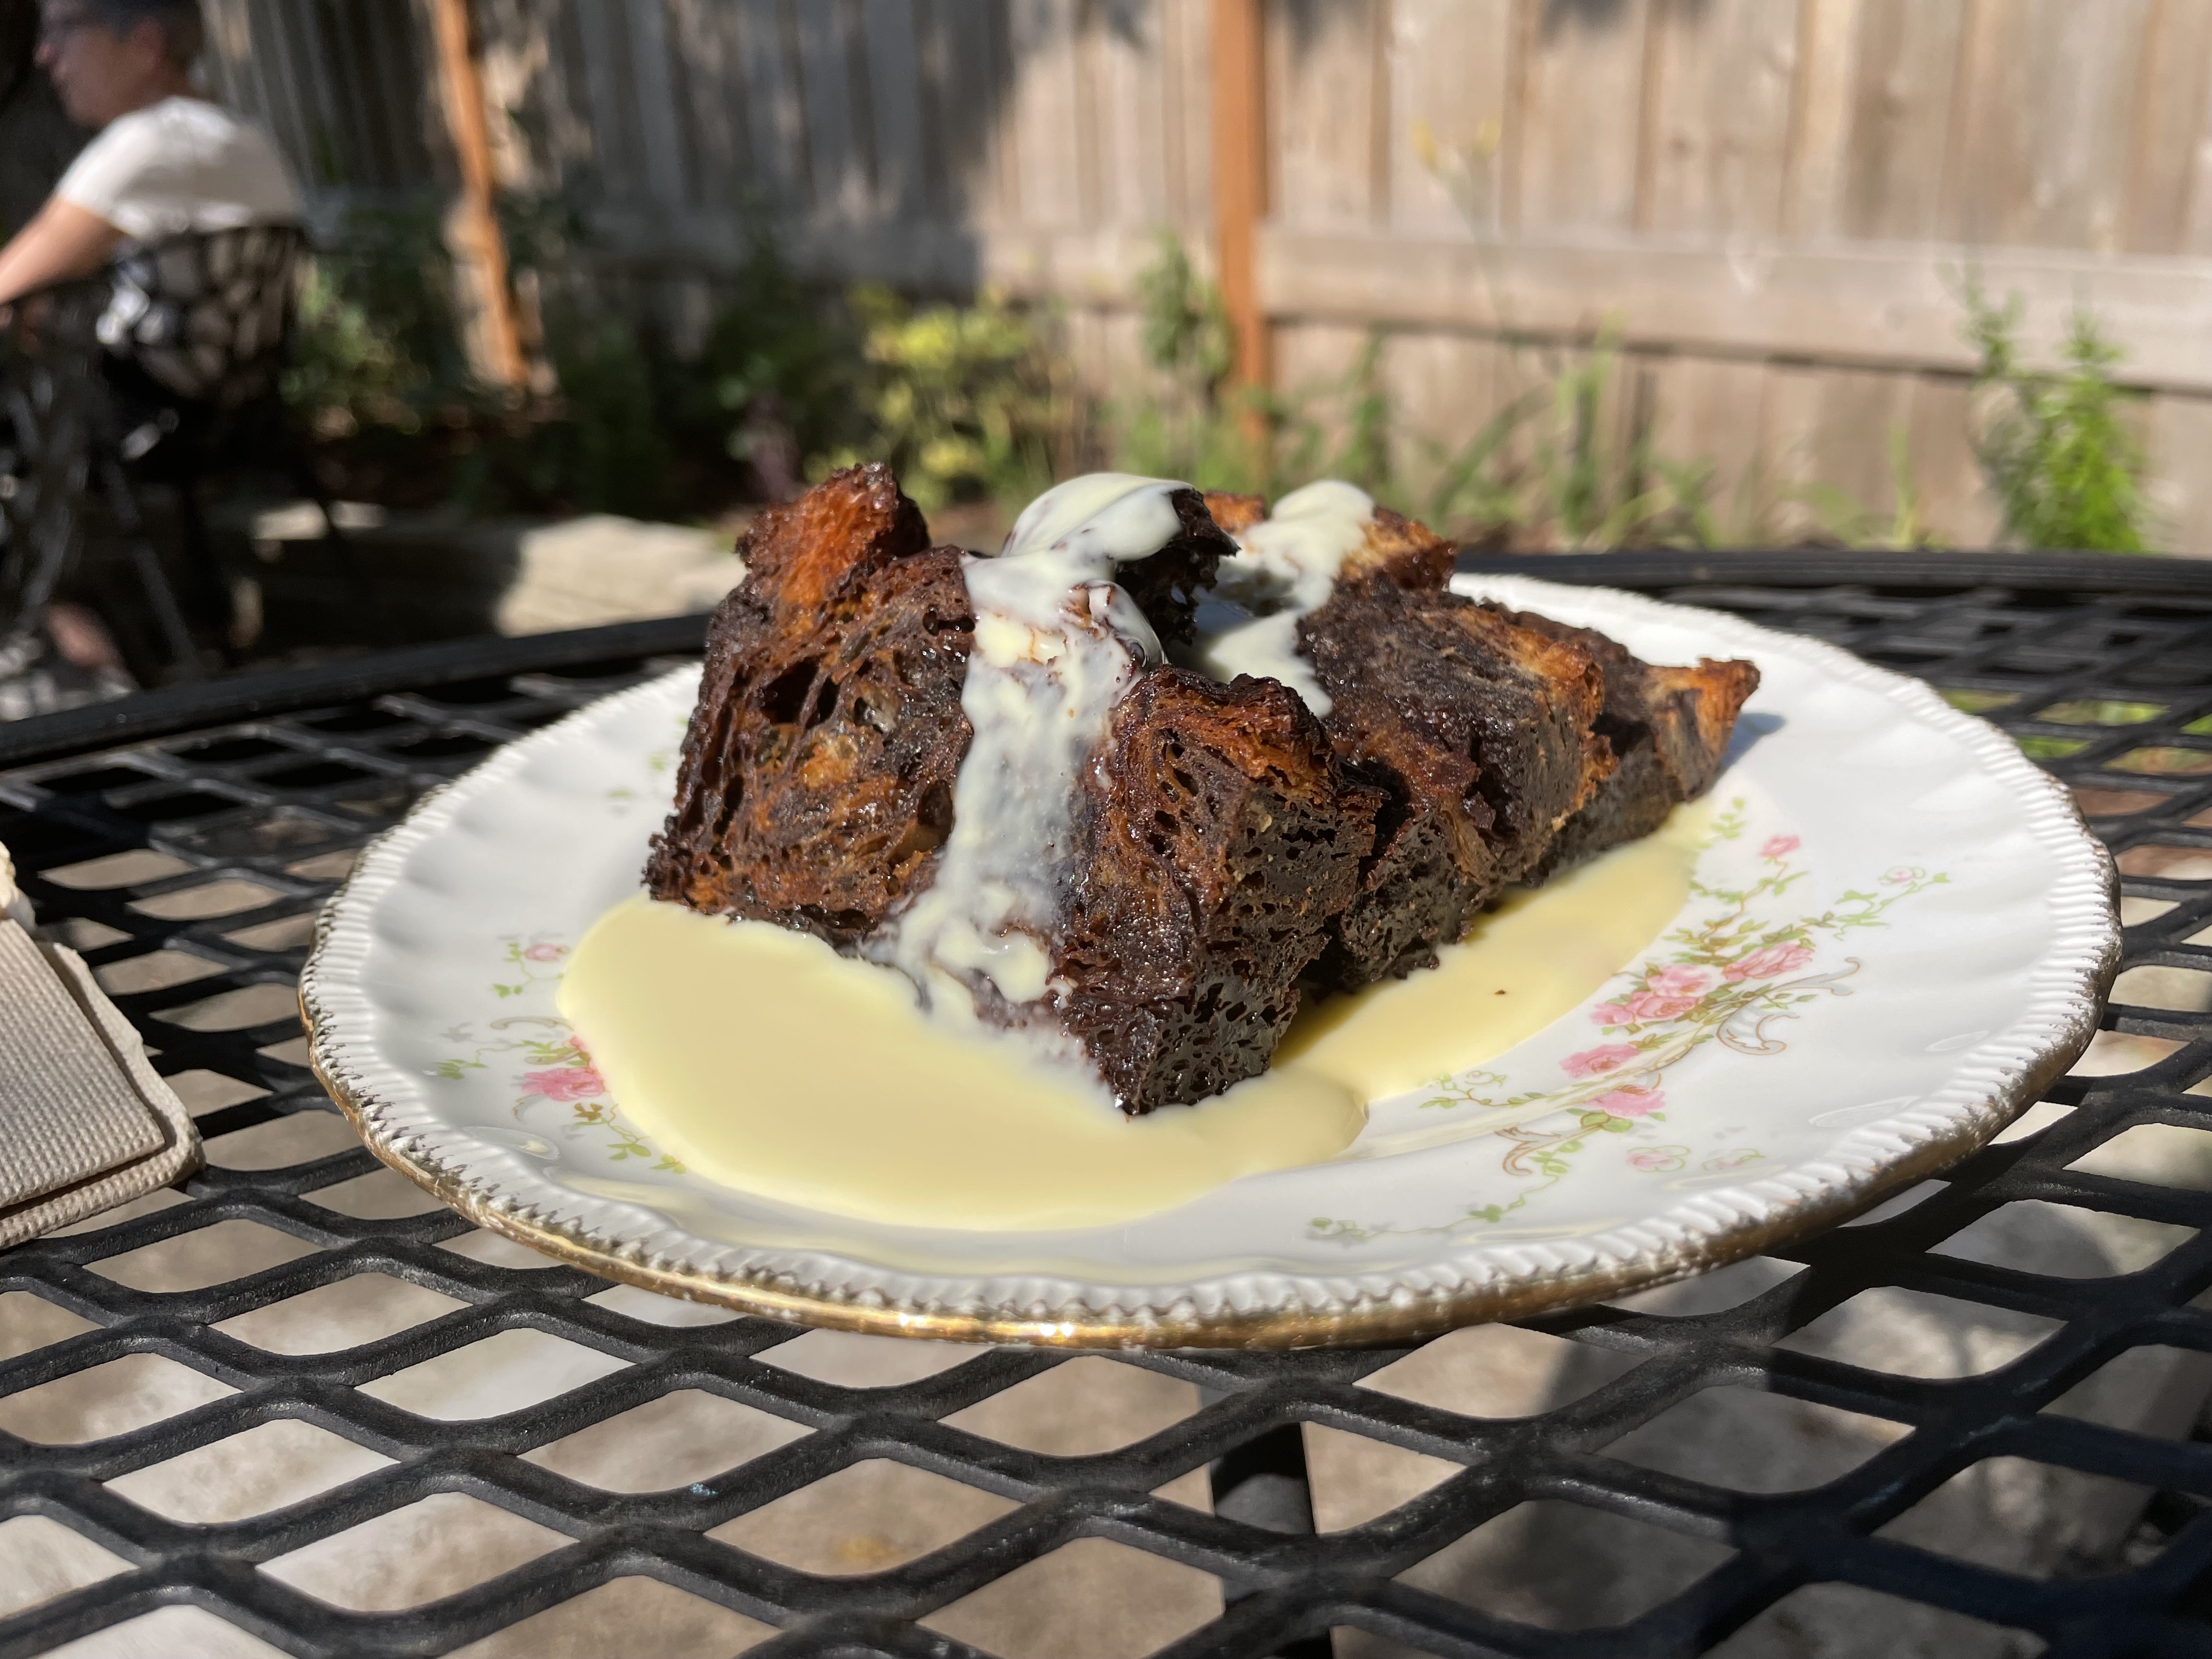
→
(1177, 479, 1377, 714)
(867, 473, 1189, 1065)
(557, 803, 1702, 1232)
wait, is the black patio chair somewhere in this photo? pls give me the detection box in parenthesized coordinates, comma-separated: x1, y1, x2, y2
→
(0, 222, 371, 689)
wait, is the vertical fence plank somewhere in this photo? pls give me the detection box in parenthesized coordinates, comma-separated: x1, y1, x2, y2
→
(1003, 0, 1086, 228)
(1383, 329, 1503, 509)
(1799, 366, 1916, 531)
(296, 1, 356, 187)
(790, 0, 867, 221)
(569, 0, 640, 201)
(2150, 395, 2212, 554)
(1087, 0, 1170, 231)
(729, 0, 809, 212)
(911, 0, 955, 218)
(862, 0, 928, 221)
(1274, 320, 1378, 459)
(2124, 0, 2212, 253)
(197, 0, 251, 114)
(628, 0, 692, 208)
(1643, 0, 1799, 238)
(1157, 0, 1211, 235)
(668, 0, 750, 216)
(1815, 0, 1969, 241)
(1515, 0, 1652, 235)
(1785, 0, 1861, 239)
(1643, 356, 1777, 537)
(1268, 0, 1383, 230)
(349, 0, 435, 191)
(915, 0, 1009, 222)
(1942, 0, 2157, 251)
(533, 0, 609, 194)
(1385, 0, 1513, 238)
(245, 0, 325, 189)
(1904, 372, 1999, 548)
(1215, 0, 1268, 386)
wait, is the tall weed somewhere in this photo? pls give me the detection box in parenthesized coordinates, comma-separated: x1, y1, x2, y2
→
(1109, 231, 1270, 493)
(1959, 278, 2154, 552)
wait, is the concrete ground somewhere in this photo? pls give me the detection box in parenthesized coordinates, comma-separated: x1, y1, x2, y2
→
(230, 497, 1018, 652)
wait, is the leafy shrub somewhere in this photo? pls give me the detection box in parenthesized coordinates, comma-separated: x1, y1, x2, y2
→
(827, 284, 1073, 511)
(284, 193, 468, 438)
(1960, 278, 2154, 552)
(1110, 232, 1271, 493)
(695, 226, 865, 500)
(456, 301, 672, 520)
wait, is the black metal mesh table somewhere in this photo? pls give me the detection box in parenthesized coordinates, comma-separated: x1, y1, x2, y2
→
(3, 552, 2211, 1659)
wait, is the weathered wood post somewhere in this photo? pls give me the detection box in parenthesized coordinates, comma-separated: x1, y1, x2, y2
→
(428, 0, 526, 391)
(1212, 0, 1270, 404)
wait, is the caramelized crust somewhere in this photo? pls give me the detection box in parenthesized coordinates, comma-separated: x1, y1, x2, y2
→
(1120, 490, 1240, 645)
(1199, 492, 1455, 589)
(1201, 491, 1268, 535)
(646, 465, 974, 944)
(1645, 659, 1762, 800)
(1059, 669, 1381, 1111)
(1341, 505, 1457, 590)
(1298, 578, 1610, 987)
(1490, 607, 1760, 873)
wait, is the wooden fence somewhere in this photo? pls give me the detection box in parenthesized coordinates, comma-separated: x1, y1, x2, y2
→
(198, 0, 2212, 551)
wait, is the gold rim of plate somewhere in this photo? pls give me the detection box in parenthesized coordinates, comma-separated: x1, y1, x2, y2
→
(308, 1011, 2102, 1348)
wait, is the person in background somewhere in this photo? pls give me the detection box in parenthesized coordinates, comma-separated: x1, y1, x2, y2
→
(0, 0, 303, 708)
(0, 0, 83, 240)
(0, 0, 301, 308)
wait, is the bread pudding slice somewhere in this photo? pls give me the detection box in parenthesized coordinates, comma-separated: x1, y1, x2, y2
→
(1299, 578, 1610, 986)
(646, 463, 973, 945)
(1489, 606, 1762, 874)
(650, 468, 1383, 1113)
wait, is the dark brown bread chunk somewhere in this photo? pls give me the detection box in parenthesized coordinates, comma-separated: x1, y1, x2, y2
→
(1495, 606, 1761, 873)
(1339, 504, 1458, 590)
(1118, 489, 1239, 645)
(646, 464, 974, 945)
(1297, 578, 1611, 988)
(1058, 669, 1381, 1112)
(651, 467, 1381, 1114)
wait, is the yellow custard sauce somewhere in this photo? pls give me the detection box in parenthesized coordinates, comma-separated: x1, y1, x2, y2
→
(558, 801, 1707, 1232)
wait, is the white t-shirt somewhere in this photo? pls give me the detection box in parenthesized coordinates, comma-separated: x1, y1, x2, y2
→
(54, 96, 302, 243)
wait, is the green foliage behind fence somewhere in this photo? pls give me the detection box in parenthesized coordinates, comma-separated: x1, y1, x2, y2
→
(282, 210, 2160, 553)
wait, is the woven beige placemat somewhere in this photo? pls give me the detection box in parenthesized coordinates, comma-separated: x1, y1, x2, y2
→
(0, 840, 200, 1248)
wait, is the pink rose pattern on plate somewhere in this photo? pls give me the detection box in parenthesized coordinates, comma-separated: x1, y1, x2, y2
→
(433, 935, 682, 1172)
(1313, 799, 1950, 1244)
(433, 809, 1950, 1242)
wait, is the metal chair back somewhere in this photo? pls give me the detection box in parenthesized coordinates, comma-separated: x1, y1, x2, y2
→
(1, 224, 311, 688)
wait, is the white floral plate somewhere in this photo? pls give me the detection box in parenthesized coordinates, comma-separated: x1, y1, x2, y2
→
(301, 576, 2118, 1348)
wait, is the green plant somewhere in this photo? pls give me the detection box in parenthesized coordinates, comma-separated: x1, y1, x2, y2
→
(462, 300, 672, 519)
(284, 192, 472, 436)
(697, 223, 866, 494)
(1407, 330, 1725, 550)
(1790, 426, 1946, 551)
(1109, 231, 1272, 494)
(832, 284, 1073, 511)
(1134, 229, 1233, 396)
(1959, 278, 2154, 552)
